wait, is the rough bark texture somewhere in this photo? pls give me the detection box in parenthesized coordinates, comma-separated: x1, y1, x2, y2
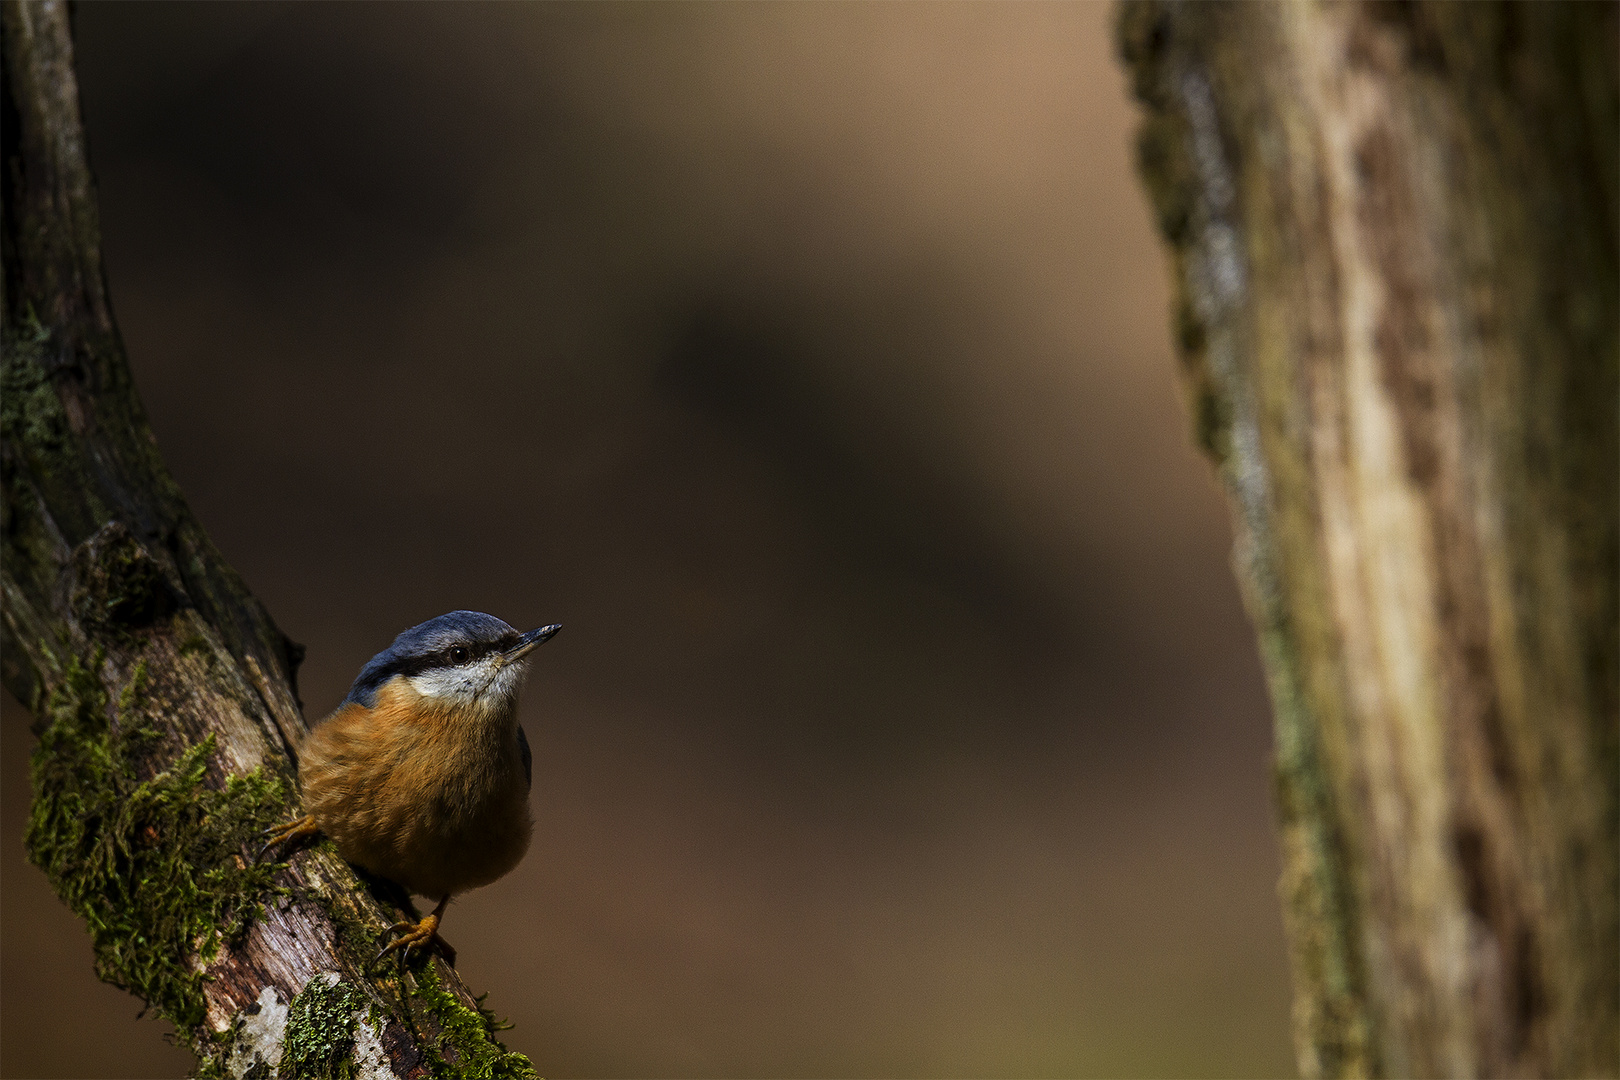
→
(0, 4, 537, 1076)
(1118, 2, 1618, 1077)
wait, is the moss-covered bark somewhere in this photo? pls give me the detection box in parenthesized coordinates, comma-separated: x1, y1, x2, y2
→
(1118, 2, 1618, 1077)
(1, 3, 537, 1075)
(26, 651, 293, 1032)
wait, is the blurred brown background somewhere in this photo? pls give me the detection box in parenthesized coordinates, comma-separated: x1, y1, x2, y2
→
(0, 3, 1294, 1076)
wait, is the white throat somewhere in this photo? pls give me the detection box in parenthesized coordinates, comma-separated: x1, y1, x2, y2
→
(406, 655, 528, 720)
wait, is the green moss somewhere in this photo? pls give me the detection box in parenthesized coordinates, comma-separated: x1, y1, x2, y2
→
(24, 651, 293, 1040)
(1261, 625, 1373, 1079)
(281, 976, 371, 1080)
(0, 318, 70, 580)
(0, 308, 109, 563)
(23, 652, 538, 1077)
(411, 963, 538, 1080)
(0, 310, 67, 457)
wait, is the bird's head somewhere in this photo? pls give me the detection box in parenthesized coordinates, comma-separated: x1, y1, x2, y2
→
(344, 610, 561, 717)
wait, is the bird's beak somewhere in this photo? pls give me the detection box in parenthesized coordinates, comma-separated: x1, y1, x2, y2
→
(503, 624, 561, 664)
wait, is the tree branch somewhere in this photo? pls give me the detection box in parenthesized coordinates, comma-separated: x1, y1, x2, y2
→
(1, 3, 536, 1075)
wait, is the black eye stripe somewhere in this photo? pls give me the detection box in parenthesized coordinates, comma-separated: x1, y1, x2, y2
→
(444, 638, 512, 666)
(366, 634, 518, 682)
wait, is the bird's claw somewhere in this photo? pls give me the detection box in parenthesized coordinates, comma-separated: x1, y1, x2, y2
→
(258, 815, 321, 863)
(374, 912, 456, 968)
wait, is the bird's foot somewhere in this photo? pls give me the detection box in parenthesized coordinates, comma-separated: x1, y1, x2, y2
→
(374, 911, 456, 968)
(258, 815, 321, 863)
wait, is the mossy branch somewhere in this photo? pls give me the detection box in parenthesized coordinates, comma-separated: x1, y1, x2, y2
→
(1, 3, 536, 1075)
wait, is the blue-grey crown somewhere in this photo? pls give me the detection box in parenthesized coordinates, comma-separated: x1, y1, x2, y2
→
(344, 610, 521, 707)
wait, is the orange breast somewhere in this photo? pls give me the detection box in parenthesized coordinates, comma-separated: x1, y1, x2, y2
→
(297, 678, 532, 899)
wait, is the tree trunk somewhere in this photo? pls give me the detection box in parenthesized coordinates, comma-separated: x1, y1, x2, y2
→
(0, 3, 536, 1075)
(1118, 2, 1617, 1077)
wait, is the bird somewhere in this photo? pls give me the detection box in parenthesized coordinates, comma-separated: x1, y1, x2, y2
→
(263, 610, 561, 966)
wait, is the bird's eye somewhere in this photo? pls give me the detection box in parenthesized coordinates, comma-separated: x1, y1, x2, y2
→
(449, 646, 470, 664)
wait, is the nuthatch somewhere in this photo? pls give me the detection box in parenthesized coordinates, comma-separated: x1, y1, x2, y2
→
(265, 611, 561, 965)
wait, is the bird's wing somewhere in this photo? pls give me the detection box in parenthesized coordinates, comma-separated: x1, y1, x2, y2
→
(518, 724, 532, 790)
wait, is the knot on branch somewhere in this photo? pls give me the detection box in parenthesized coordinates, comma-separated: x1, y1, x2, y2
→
(68, 520, 182, 631)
